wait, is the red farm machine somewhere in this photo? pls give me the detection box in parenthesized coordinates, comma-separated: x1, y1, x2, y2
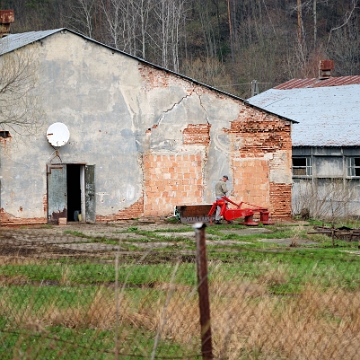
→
(207, 196, 274, 226)
(175, 196, 274, 226)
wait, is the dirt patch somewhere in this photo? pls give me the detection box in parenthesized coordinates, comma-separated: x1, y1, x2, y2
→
(131, 242, 180, 249)
(219, 228, 272, 236)
(258, 238, 317, 246)
(55, 243, 124, 252)
(207, 240, 252, 246)
(156, 231, 219, 240)
(0, 220, 314, 259)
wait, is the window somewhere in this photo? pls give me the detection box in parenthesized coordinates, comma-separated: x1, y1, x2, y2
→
(346, 157, 360, 177)
(0, 131, 10, 138)
(292, 157, 312, 176)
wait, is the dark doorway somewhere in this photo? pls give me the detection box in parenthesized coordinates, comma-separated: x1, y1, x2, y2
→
(67, 164, 81, 221)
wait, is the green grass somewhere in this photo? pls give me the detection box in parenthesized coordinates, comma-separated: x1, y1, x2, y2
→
(0, 245, 358, 293)
(10, 224, 356, 294)
(0, 285, 99, 311)
(0, 320, 195, 360)
(1, 221, 360, 359)
(307, 217, 360, 228)
(0, 262, 198, 286)
(206, 246, 360, 293)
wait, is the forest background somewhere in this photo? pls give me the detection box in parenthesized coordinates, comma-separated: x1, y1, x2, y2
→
(1, 0, 359, 98)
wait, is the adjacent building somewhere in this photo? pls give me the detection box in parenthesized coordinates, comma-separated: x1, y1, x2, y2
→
(248, 61, 360, 219)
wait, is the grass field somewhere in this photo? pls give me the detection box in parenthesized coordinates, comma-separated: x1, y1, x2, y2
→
(0, 220, 359, 359)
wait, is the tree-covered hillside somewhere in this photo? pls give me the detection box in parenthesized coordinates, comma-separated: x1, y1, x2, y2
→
(1, 0, 359, 98)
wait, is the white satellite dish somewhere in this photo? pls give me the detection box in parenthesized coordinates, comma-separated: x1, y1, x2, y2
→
(46, 122, 70, 147)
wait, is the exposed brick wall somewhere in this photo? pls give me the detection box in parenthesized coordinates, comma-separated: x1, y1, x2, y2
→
(270, 183, 292, 219)
(183, 124, 211, 145)
(0, 135, 11, 145)
(138, 65, 170, 90)
(228, 112, 292, 157)
(0, 209, 47, 226)
(143, 153, 203, 216)
(229, 110, 292, 219)
(138, 64, 194, 95)
(96, 196, 144, 222)
(232, 159, 270, 208)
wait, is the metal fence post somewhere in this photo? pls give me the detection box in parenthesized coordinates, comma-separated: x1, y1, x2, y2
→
(194, 222, 213, 360)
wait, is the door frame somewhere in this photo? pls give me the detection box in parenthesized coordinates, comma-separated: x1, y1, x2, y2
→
(47, 163, 95, 223)
(80, 165, 86, 221)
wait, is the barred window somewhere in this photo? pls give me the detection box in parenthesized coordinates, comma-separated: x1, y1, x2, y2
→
(346, 157, 360, 177)
(292, 157, 312, 176)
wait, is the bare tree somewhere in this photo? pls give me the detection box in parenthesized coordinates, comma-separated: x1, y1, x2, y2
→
(0, 48, 42, 133)
(326, 0, 360, 75)
(99, 0, 149, 57)
(137, 0, 152, 59)
(295, 0, 308, 65)
(198, 5, 215, 59)
(67, 0, 98, 38)
(313, 0, 317, 51)
(326, 21, 360, 75)
(327, 0, 359, 45)
(152, 0, 188, 71)
(100, 0, 123, 50)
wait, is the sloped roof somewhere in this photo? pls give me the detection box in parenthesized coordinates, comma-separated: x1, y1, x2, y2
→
(0, 29, 61, 54)
(247, 84, 360, 147)
(0, 28, 296, 124)
(274, 76, 360, 89)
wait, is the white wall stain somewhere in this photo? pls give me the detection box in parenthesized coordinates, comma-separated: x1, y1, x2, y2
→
(96, 192, 109, 203)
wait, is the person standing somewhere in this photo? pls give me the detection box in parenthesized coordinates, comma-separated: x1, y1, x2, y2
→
(214, 175, 229, 224)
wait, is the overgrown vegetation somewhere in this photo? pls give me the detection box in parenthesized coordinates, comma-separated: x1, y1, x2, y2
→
(0, 221, 359, 359)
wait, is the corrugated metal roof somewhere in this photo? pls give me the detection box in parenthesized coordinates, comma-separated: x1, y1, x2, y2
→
(274, 76, 360, 89)
(247, 84, 360, 147)
(0, 29, 62, 54)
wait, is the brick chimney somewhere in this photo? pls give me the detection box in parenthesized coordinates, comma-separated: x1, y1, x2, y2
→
(319, 60, 334, 80)
(0, 10, 14, 38)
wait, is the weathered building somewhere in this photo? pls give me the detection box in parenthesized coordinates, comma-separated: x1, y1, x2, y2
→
(248, 62, 360, 219)
(0, 29, 294, 225)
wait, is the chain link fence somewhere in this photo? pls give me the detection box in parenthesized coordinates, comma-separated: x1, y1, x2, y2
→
(0, 222, 359, 359)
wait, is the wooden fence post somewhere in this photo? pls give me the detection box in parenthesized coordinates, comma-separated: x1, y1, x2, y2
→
(194, 222, 213, 360)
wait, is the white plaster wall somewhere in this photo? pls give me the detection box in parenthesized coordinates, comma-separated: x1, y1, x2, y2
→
(1, 32, 144, 219)
(0, 30, 293, 221)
